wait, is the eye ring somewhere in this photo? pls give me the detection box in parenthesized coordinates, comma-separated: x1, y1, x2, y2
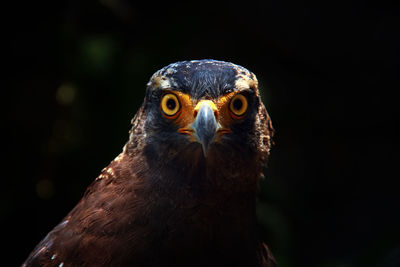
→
(229, 94, 248, 118)
(161, 93, 181, 118)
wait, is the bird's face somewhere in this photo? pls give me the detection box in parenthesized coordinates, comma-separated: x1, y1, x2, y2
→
(156, 89, 253, 157)
(139, 60, 273, 180)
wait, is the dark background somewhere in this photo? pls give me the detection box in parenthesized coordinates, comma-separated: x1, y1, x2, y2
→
(3, 0, 399, 266)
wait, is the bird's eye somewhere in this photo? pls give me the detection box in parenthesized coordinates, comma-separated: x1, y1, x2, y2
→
(229, 94, 248, 118)
(161, 93, 181, 117)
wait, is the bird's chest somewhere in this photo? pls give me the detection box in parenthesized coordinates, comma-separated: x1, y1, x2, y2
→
(140, 195, 258, 266)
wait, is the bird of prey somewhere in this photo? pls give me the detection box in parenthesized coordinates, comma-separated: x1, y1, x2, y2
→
(23, 59, 277, 267)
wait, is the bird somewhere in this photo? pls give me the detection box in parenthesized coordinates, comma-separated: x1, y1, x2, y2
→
(23, 59, 277, 267)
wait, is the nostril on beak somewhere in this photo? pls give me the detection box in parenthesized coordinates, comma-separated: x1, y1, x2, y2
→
(194, 109, 217, 119)
(213, 110, 218, 119)
(193, 100, 218, 122)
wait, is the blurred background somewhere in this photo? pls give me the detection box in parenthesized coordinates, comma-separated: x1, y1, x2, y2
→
(3, 0, 399, 266)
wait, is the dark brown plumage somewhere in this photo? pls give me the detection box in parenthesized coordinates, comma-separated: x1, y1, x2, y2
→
(23, 60, 277, 267)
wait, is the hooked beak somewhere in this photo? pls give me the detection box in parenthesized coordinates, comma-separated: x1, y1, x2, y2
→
(178, 100, 232, 157)
(192, 101, 219, 156)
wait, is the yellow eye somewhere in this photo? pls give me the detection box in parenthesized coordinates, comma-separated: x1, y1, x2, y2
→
(161, 93, 180, 118)
(229, 94, 248, 118)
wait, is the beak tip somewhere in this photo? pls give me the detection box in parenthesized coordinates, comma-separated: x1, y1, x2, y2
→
(202, 144, 208, 157)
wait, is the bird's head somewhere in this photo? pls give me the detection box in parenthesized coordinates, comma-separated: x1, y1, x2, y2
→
(128, 60, 273, 188)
